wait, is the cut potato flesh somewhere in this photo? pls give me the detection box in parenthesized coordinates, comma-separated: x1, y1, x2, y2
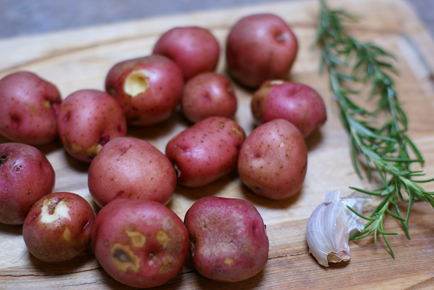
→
(124, 70, 149, 97)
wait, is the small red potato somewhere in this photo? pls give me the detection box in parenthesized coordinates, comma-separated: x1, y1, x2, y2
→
(22, 192, 95, 262)
(181, 72, 237, 123)
(0, 71, 61, 145)
(252, 80, 327, 138)
(153, 26, 220, 80)
(105, 55, 184, 126)
(226, 14, 298, 88)
(88, 137, 177, 207)
(184, 196, 269, 282)
(0, 143, 55, 225)
(58, 89, 127, 163)
(238, 119, 307, 200)
(92, 199, 189, 288)
(165, 117, 245, 187)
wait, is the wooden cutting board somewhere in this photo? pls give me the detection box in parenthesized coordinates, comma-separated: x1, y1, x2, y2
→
(1, 0, 434, 289)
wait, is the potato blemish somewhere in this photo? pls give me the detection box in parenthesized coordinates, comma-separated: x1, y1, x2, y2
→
(231, 125, 243, 136)
(70, 143, 82, 154)
(156, 231, 169, 246)
(44, 100, 51, 109)
(86, 143, 103, 157)
(158, 259, 172, 274)
(41, 199, 71, 223)
(126, 230, 146, 247)
(224, 257, 234, 266)
(110, 243, 140, 273)
(63, 227, 71, 241)
(124, 70, 150, 97)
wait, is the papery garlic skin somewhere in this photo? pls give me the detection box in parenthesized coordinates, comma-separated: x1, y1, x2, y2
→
(306, 190, 371, 267)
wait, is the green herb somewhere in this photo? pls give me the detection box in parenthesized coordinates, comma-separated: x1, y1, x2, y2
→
(316, 0, 434, 258)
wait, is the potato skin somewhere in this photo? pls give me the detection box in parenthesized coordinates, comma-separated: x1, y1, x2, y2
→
(0, 143, 55, 225)
(92, 199, 189, 288)
(105, 55, 184, 126)
(181, 72, 237, 123)
(88, 137, 176, 207)
(165, 117, 245, 187)
(0, 71, 61, 145)
(58, 89, 127, 163)
(226, 14, 298, 88)
(252, 80, 327, 138)
(22, 192, 95, 262)
(184, 196, 269, 282)
(238, 119, 307, 200)
(153, 26, 220, 80)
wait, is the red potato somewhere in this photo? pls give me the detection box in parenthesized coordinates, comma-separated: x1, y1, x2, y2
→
(58, 89, 127, 163)
(153, 26, 220, 80)
(105, 55, 184, 126)
(0, 143, 55, 225)
(226, 13, 298, 88)
(165, 117, 245, 188)
(184, 196, 269, 282)
(88, 137, 176, 207)
(238, 119, 307, 200)
(252, 80, 327, 138)
(22, 192, 95, 262)
(181, 72, 237, 123)
(0, 71, 61, 145)
(92, 199, 189, 288)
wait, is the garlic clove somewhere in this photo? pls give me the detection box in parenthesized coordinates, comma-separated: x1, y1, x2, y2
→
(306, 190, 371, 267)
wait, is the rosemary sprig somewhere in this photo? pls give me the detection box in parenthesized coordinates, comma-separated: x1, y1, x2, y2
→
(316, 0, 434, 258)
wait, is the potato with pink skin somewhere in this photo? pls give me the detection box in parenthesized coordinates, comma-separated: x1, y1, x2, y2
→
(88, 137, 176, 207)
(226, 13, 298, 88)
(238, 119, 307, 200)
(0, 71, 61, 145)
(181, 72, 237, 123)
(23, 192, 95, 262)
(58, 89, 127, 163)
(165, 117, 245, 188)
(92, 199, 189, 288)
(252, 80, 327, 138)
(0, 143, 55, 225)
(185, 196, 269, 282)
(105, 55, 184, 126)
(153, 26, 220, 80)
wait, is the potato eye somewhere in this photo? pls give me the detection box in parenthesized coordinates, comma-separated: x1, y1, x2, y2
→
(11, 115, 20, 130)
(0, 154, 8, 165)
(63, 111, 71, 122)
(275, 32, 286, 42)
(99, 134, 110, 146)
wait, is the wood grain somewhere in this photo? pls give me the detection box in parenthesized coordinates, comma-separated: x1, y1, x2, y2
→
(1, 0, 434, 289)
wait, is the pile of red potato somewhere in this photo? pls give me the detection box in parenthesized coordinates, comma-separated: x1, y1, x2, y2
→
(0, 13, 327, 288)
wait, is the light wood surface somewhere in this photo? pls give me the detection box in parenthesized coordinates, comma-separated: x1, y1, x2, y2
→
(1, 0, 434, 289)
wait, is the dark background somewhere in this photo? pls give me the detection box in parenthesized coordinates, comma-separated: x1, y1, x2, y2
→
(0, 0, 433, 40)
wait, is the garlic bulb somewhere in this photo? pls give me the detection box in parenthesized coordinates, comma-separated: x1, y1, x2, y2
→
(306, 190, 371, 267)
